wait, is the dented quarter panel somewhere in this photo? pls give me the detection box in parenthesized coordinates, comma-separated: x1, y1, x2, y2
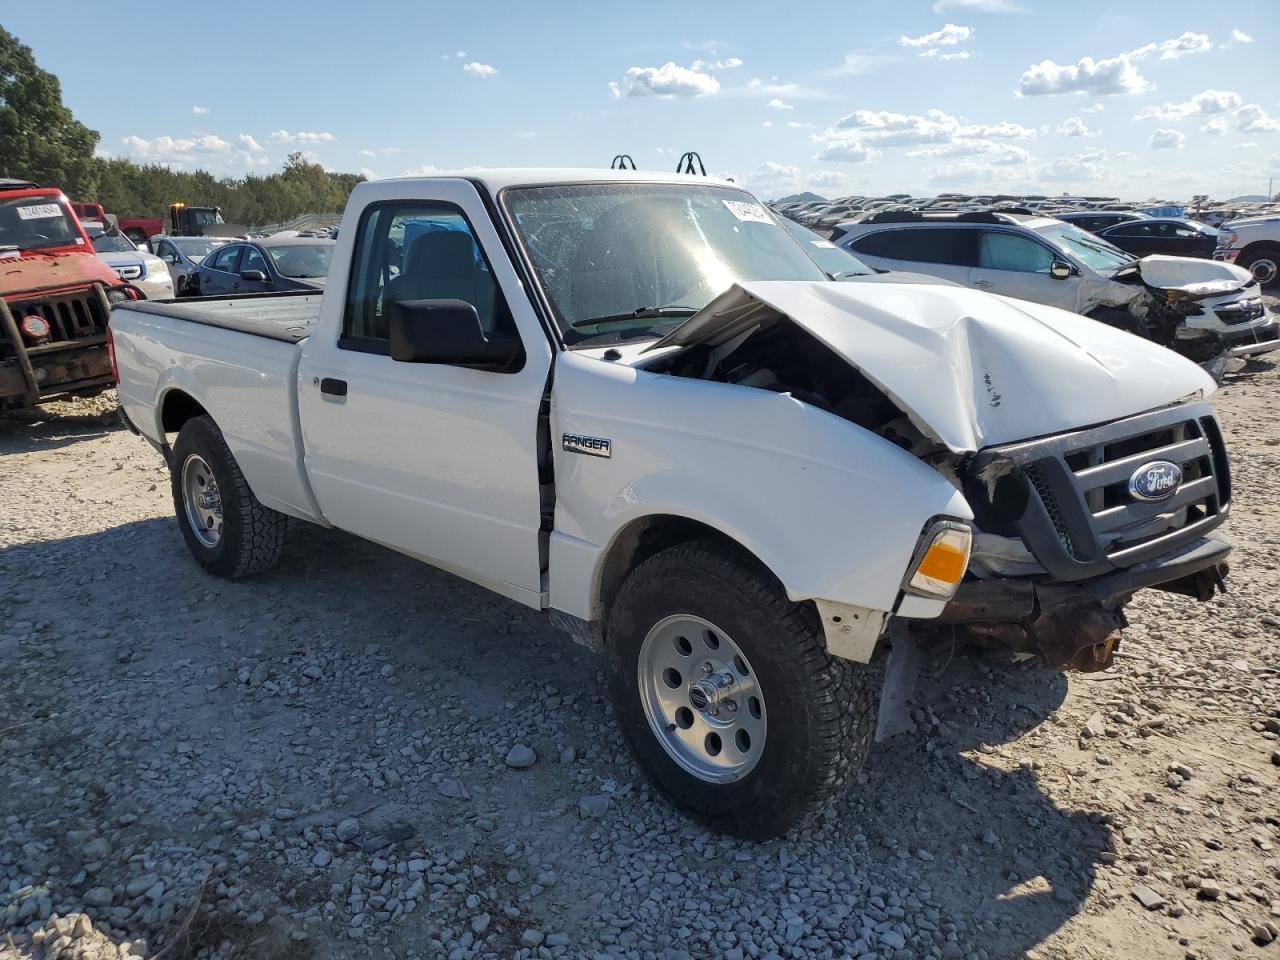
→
(547, 349, 971, 623)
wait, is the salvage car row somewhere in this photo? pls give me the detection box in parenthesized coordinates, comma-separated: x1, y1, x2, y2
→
(774, 200, 1278, 373)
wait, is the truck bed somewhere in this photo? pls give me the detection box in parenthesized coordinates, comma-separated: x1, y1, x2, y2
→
(122, 291, 321, 343)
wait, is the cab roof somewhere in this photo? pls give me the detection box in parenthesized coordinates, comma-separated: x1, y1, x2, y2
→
(375, 168, 742, 192)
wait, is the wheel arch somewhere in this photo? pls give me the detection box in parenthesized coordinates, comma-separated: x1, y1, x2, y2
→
(159, 387, 209, 436)
(593, 513, 777, 646)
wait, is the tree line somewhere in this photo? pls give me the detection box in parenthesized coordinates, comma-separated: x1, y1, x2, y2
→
(1, 26, 363, 227)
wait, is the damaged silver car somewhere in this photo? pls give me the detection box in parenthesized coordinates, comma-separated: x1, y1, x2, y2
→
(836, 211, 1279, 372)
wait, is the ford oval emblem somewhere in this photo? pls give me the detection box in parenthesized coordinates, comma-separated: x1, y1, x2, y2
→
(1128, 460, 1182, 502)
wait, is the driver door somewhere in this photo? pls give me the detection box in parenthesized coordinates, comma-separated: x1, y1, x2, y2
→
(296, 180, 554, 607)
(968, 229, 1078, 311)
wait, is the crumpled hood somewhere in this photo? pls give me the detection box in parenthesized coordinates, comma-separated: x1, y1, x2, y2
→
(648, 280, 1217, 453)
(1120, 255, 1252, 298)
(0, 249, 121, 297)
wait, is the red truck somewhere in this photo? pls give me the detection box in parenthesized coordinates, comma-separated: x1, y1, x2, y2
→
(2, 179, 139, 411)
(69, 202, 164, 245)
(71, 201, 229, 243)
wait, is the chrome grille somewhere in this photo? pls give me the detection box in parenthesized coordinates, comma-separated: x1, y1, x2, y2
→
(967, 401, 1230, 581)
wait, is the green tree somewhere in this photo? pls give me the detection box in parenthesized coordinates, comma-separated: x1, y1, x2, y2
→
(0, 26, 100, 196)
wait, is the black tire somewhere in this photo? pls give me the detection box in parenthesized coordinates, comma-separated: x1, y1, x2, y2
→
(1239, 245, 1280, 288)
(170, 415, 287, 578)
(605, 540, 875, 838)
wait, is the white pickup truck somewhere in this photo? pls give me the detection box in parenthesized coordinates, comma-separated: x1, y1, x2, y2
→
(110, 170, 1233, 837)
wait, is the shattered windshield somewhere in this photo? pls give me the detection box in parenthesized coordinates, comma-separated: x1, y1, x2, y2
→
(502, 182, 827, 345)
(0, 196, 81, 252)
(1036, 222, 1135, 272)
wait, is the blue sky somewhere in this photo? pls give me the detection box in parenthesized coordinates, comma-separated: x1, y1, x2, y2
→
(7, 0, 1277, 199)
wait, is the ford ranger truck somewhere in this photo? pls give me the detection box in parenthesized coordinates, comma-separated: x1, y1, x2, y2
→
(1, 180, 140, 411)
(109, 171, 1233, 838)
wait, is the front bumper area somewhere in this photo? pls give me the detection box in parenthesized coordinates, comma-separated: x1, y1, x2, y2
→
(937, 535, 1230, 671)
(1223, 317, 1280, 357)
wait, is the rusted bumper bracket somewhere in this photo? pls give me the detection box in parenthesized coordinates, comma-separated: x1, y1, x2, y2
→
(937, 535, 1230, 671)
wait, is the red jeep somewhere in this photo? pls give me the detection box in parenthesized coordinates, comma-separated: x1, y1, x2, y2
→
(1, 179, 139, 411)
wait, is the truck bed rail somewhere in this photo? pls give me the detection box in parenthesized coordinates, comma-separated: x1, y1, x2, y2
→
(119, 290, 322, 343)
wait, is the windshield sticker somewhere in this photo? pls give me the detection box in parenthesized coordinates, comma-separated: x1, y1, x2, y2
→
(810, 239, 837, 249)
(17, 203, 63, 221)
(722, 200, 773, 224)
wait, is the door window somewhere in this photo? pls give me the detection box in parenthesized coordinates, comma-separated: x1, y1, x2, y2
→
(208, 244, 241, 273)
(977, 231, 1054, 273)
(341, 202, 515, 350)
(241, 246, 270, 274)
(1106, 222, 1155, 238)
(851, 227, 976, 266)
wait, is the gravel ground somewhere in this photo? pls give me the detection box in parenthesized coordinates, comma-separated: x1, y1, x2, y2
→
(1, 344, 1278, 960)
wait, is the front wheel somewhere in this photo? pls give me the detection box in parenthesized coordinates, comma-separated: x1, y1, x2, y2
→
(605, 540, 875, 838)
(170, 415, 287, 578)
(1239, 246, 1280, 288)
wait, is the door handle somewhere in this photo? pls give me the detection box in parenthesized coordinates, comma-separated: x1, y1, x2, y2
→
(320, 377, 348, 397)
(972, 279, 992, 287)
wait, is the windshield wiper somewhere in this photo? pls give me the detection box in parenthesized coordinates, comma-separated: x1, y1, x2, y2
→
(570, 305, 700, 329)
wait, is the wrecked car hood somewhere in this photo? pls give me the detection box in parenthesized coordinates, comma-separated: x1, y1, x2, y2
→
(648, 280, 1217, 454)
(1116, 255, 1253, 298)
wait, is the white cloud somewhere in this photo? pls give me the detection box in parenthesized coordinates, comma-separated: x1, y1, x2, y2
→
(1149, 128, 1185, 149)
(358, 148, 376, 158)
(900, 23, 974, 48)
(514, 130, 536, 140)
(1114, 151, 1135, 160)
(463, 61, 498, 78)
(359, 167, 379, 181)
(1230, 29, 1253, 44)
(1057, 116, 1099, 138)
(808, 170, 852, 189)
(611, 61, 719, 99)
(1081, 102, 1105, 113)
(237, 133, 264, 153)
(761, 121, 774, 128)
(929, 162, 1026, 187)
(1232, 142, 1257, 150)
(1017, 53, 1149, 97)
(767, 98, 794, 111)
(746, 160, 800, 194)
(824, 52, 896, 78)
(119, 134, 231, 164)
(1133, 89, 1242, 121)
(741, 77, 834, 100)
(907, 140, 1031, 164)
(787, 121, 814, 129)
(690, 57, 742, 71)
(1202, 118, 1228, 136)
(1235, 104, 1278, 133)
(823, 108, 1034, 147)
(1128, 31, 1212, 61)
(921, 49, 972, 60)
(269, 130, 335, 143)
(440, 51, 467, 60)
(192, 105, 210, 115)
(1039, 150, 1109, 181)
(933, 0, 1022, 11)
(813, 140, 877, 163)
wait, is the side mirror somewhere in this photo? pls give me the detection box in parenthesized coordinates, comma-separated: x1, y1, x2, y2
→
(389, 299, 523, 373)
(1049, 260, 1072, 280)
(240, 269, 269, 282)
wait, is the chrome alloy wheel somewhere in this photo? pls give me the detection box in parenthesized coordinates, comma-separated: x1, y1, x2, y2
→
(1248, 255, 1278, 286)
(637, 615, 766, 783)
(181, 453, 223, 548)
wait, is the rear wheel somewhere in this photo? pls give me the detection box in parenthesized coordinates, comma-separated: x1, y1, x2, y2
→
(170, 415, 287, 578)
(605, 540, 875, 838)
(1239, 246, 1280, 287)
